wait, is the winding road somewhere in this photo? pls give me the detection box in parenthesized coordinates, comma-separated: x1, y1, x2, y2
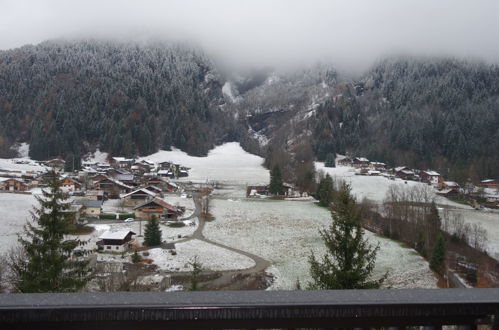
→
(173, 192, 271, 288)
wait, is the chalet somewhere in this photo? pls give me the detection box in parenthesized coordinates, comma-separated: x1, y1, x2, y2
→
(437, 189, 459, 198)
(394, 166, 415, 181)
(144, 185, 163, 196)
(133, 198, 182, 220)
(480, 179, 498, 188)
(145, 177, 164, 186)
(1, 178, 29, 192)
(114, 173, 136, 186)
(73, 199, 103, 217)
(91, 174, 109, 185)
(337, 157, 352, 166)
(61, 177, 82, 192)
(85, 190, 105, 201)
(121, 188, 157, 206)
(420, 170, 441, 186)
(369, 162, 387, 170)
(246, 185, 270, 197)
(441, 181, 460, 191)
(93, 177, 133, 198)
(164, 182, 178, 193)
(158, 161, 172, 170)
(157, 170, 173, 178)
(110, 157, 134, 169)
(367, 170, 381, 176)
(97, 230, 136, 253)
(352, 157, 370, 168)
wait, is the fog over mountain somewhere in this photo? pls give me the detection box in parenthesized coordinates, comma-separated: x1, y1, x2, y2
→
(2, 0, 499, 72)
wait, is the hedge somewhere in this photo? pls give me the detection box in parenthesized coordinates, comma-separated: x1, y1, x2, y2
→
(99, 213, 117, 220)
(118, 213, 135, 220)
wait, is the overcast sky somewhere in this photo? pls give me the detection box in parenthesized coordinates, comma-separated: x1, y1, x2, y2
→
(1, 0, 499, 71)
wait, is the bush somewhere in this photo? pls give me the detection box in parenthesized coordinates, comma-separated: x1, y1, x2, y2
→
(167, 221, 186, 227)
(99, 213, 117, 220)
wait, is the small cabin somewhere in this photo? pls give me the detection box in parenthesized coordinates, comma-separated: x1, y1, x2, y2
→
(1, 178, 29, 192)
(97, 230, 136, 253)
(134, 198, 181, 220)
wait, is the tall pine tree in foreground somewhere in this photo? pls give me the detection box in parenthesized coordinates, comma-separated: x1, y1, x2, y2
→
(430, 234, 446, 275)
(308, 183, 385, 289)
(9, 171, 91, 292)
(144, 215, 162, 247)
(269, 164, 284, 195)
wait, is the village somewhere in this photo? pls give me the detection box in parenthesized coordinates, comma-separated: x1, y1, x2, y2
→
(0, 143, 498, 291)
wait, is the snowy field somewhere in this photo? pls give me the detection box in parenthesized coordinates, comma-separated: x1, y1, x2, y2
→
(204, 197, 437, 290)
(316, 162, 470, 209)
(441, 208, 499, 260)
(142, 142, 269, 185)
(0, 193, 38, 253)
(149, 239, 255, 272)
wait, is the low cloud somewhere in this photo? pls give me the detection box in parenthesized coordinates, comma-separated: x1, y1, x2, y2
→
(2, 0, 499, 72)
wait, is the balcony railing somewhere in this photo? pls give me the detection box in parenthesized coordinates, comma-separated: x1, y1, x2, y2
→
(0, 288, 498, 329)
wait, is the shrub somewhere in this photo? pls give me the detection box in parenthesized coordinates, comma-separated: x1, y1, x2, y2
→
(118, 213, 135, 220)
(99, 213, 117, 220)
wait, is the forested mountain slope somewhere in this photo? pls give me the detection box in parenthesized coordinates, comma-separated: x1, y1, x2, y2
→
(311, 58, 499, 180)
(0, 39, 233, 159)
(0, 40, 497, 180)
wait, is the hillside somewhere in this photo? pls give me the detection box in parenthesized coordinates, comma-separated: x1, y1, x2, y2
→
(0, 39, 234, 159)
(0, 40, 497, 180)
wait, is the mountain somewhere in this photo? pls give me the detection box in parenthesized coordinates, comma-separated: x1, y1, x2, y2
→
(0, 40, 497, 180)
(0, 39, 235, 160)
(229, 58, 499, 181)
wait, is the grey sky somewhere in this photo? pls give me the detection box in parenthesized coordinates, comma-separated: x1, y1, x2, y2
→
(1, 0, 499, 71)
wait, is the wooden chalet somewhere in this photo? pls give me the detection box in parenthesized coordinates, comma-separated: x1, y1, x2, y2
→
(437, 189, 460, 198)
(97, 230, 136, 253)
(46, 158, 65, 168)
(110, 157, 134, 169)
(337, 157, 352, 166)
(85, 190, 105, 201)
(352, 157, 370, 168)
(73, 199, 103, 217)
(133, 198, 182, 220)
(61, 177, 82, 191)
(246, 185, 270, 197)
(121, 188, 157, 206)
(440, 181, 460, 191)
(1, 178, 29, 192)
(158, 161, 172, 170)
(480, 179, 498, 187)
(420, 170, 441, 186)
(369, 162, 387, 170)
(93, 177, 133, 198)
(394, 166, 415, 181)
(144, 185, 163, 196)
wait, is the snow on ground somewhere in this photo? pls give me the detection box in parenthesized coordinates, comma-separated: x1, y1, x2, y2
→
(141, 142, 269, 185)
(149, 239, 255, 272)
(84, 148, 109, 164)
(0, 193, 37, 254)
(0, 157, 47, 173)
(316, 163, 469, 208)
(205, 197, 437, 290)
(441, 208, 499, 260)
(14, 143, 30, 158)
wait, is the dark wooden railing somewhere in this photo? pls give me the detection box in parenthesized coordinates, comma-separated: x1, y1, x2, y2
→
(0, 289, 498, 329)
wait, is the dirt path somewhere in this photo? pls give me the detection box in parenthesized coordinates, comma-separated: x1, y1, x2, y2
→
(173, 192, 271, 289)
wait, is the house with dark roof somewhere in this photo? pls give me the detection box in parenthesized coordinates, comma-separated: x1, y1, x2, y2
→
(97, 230, 136, 252)
(73, 199, 103, 217)
(133, 198, 182, 220)
(121, 188, 157, 206)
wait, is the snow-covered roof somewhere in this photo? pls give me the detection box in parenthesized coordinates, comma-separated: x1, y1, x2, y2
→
(157, 170, 171, 175)
(481, 179, 496, 183)
(354, 157, 369, 162)
(122, 188, 157, 198)
(395, 166, 410, 172)
(424, 170, 440, 176)
(443, 181, 459, 187)
(99, 230, 136, 240)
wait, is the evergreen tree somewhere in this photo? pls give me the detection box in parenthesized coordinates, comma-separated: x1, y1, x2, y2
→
(64, 153, 82, 172)
(8, 170, 91, 292)
(269, 164, 284, 195)
(308, 183, 385, 289)
(430, 234, 446, 275)
(189, 256, 203, 291)
(317, 174, 334, 207)
(324, 152, 336, 168)
(144, 215, 162, 247)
